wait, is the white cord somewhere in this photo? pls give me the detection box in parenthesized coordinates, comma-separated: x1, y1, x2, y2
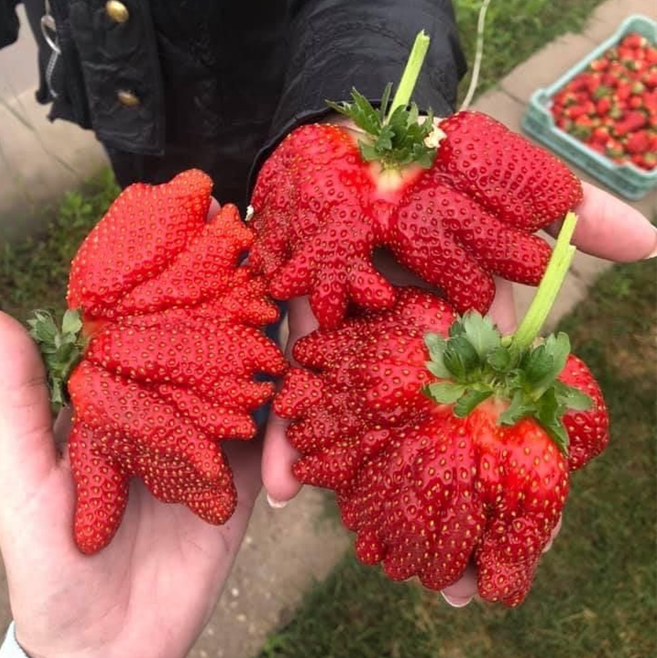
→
(459, 0, 492, 111)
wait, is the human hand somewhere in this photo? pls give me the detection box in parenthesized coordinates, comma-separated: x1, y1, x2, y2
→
(261, 179, 657, 602)
(0, 312, 262, 658)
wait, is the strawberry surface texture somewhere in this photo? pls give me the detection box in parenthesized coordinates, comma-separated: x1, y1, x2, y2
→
(274, 288, 608, 606)
(251, 111, 582, 328)
(62, 170, 286, 554)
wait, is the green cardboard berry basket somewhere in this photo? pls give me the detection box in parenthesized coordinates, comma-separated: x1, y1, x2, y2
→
(522, 14, 657, 200)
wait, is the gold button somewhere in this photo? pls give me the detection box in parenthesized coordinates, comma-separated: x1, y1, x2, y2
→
(106, 1, 129, 24)
(117, 89, 140, 107)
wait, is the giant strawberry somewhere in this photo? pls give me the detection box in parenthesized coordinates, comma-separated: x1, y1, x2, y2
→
(250, 34, 582, 328)
(274, 213, 608, 606)
(29, 170, 286, 554)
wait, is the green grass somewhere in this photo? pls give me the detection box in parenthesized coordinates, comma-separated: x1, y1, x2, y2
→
(0, 169, 119, 320)
(258, 260, 657, 658)
(455, 0, 607, 101)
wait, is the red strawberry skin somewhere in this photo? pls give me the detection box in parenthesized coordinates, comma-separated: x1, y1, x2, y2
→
(274, 288, 608, 606)
(251, 112, 581, 327)
(435, 112, 582, 232)
(560, 355, 609, 471)
(66, 170, 286, 554)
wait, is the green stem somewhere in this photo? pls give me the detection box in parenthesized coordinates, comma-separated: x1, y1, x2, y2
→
(510, 212, 578, 354)
(386, 30, 431, 122)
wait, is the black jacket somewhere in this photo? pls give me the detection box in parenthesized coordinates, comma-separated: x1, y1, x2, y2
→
(0, 0, 19, 47)
(2, 0, 466, 207)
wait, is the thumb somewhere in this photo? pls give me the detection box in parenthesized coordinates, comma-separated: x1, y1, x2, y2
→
(0, 313, 58, 499)
(262, 409, 301, 506)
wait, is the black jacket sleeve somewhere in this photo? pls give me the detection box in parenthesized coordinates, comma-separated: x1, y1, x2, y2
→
(0, 0, 20, 48)
(251, 0, 466, 181)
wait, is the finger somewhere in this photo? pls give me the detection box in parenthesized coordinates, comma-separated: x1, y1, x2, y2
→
(0, 313, 57, 496)
(223, 436, 263, 510)
(488, 278, 517, 335)
(261, 297, 316, 506)
(282, 296, 319, 370)
(542, 515, 563, 554)
(545, 181, 657, 261)
(262, 410, 301, 507)
(207, 196, 220, 221)
(441, 562, 477, 607)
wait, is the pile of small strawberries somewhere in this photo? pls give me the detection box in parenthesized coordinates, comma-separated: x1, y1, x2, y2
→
(30, 33, 611, 608)
(551, 32, 657, 170)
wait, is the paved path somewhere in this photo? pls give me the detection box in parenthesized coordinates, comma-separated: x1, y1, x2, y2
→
(0, 1, 655, 658)
(0, 6, 107, 243)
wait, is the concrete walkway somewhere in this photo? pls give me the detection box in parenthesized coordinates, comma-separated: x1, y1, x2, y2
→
(0, 1, 655, 658)
(0, 6, 107, 243)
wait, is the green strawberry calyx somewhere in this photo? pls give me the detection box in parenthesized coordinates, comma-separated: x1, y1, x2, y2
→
(326, 31, 439, 170)
(27, 309, 87, 411)
(423, 212, 591, 455)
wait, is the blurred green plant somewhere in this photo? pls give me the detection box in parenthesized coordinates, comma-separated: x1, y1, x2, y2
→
(455, 0, 607, 102)
(0, 168, 119, 320)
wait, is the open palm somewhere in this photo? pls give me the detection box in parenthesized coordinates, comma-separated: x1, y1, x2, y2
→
(0, 312, 262, 658)
(261, 180, 657, 606)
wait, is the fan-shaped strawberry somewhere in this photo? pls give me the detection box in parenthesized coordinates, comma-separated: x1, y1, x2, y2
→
(274, 214, 608, 606)
(29, 170, 286, 554)
(250, 34, 581, 328)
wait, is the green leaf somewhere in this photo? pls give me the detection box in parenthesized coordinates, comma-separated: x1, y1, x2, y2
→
(448, 318, 466, 338)
(375, 125, 394, 151)
(545, 333, 570, 378)
(426, 361, 450, 379)
(359, 141, 379, 162)
(553, 381, 592, 411)
(523, 344, 555, 387)
(379, 82, 393, 119)
(453, 389, 493, 417)
(28, 310, 58, 344)
(424, 333, 444, 350)
(461, 312, 501, 360)
(411, 145, 436, 169)
(505, 369, 524, 390)
(387, 105, 408, 134)
(407, 103, 420, 127)
(443, 336, 480, 380)
(62, 309, 82, 335)
(26, 308, 86, 411)
(543, 419, 570, 455)
(526, 333, 571, 394)
(536, 389, 570, 455)
(326, 91, 380, 136)
(486, 346, 512, 372)
(498, 390, 534, 426)
(326, 86, 437, 169)
(424, 382, 466, 405)
(424, 333, 451, 378)
(50, 377, 65, 407)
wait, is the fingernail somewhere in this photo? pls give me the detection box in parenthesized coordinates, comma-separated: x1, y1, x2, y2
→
(441, 591, 473, 608)
(542, 539, 554, 554)
(266, 493, 289, 509)
(645, 237, 657, 259)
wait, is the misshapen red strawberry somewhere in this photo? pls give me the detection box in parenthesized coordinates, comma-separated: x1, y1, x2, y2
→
(30, 170, 286, 554)
(275, 287, 608, 606)
(251, 103, 580, 328)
